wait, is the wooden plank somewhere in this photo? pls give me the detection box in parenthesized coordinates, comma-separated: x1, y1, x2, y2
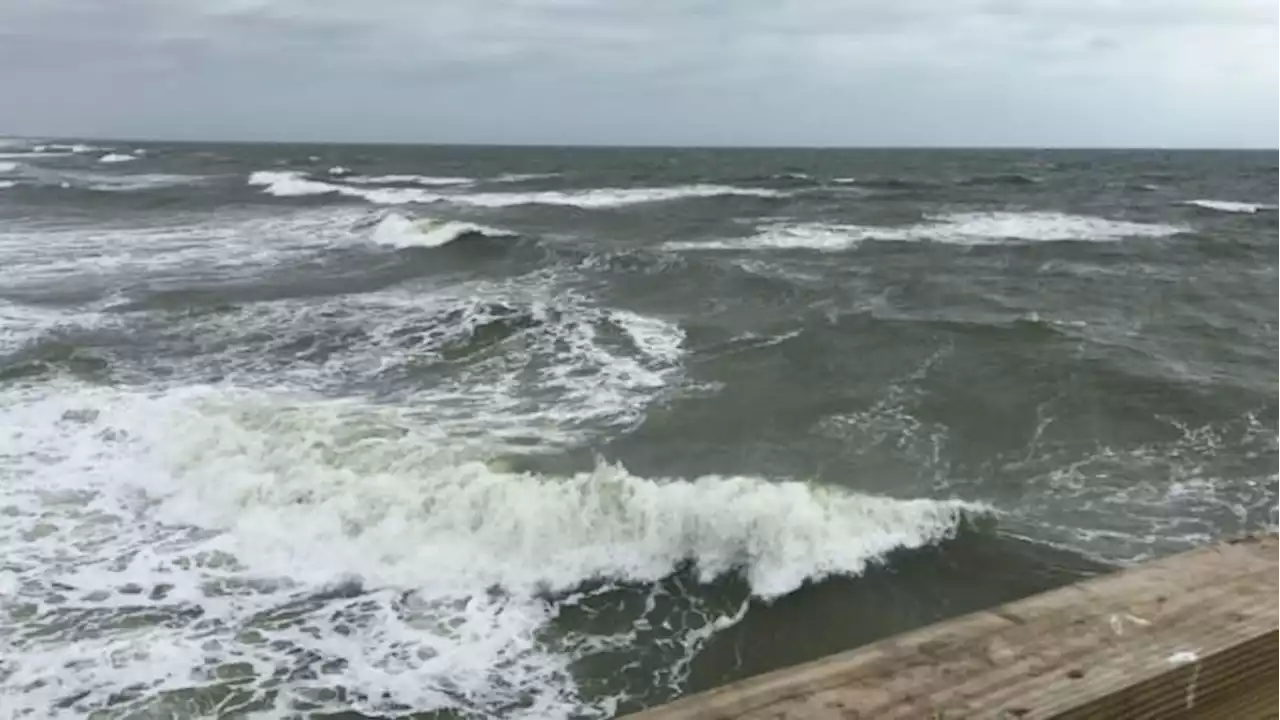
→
(626, 533, 1278, 720)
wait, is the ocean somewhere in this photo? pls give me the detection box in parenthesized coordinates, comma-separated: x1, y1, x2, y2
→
(0, 139, 1275, 719)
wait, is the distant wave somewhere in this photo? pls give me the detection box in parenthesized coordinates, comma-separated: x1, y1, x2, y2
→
(1181, 199, 1277, 215)
(67, 172, 207, 192)
(369, 212, 515, 249)
(247, 170, 785, 208)
(344, 172, 559, 185)
(454, 184, 784, 208)
(345, 174, 474, 186)
(956, 173, 1041, 187)
(0, 151, 75, 159)
(248, 170, 350, 197)
(831, 174, 1039, 189)
(492, 172, 561, 182)
(666, 211, 1189, 251)
(829, 176, 939, 190)
(36, 143, 99, 153)
(98, 153, 136, 164)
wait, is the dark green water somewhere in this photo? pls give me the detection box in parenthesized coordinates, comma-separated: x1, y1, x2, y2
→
(0, 139, 1275, 718)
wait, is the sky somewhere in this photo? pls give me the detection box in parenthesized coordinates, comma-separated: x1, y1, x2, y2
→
(0, 0, 1276, 148)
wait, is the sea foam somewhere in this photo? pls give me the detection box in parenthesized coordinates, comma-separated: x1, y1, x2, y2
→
(666, 211, 1189, 251)
(1181, 199, 1277, 214)
(0, 384, 978, 717)
(369, 212, 514, 249)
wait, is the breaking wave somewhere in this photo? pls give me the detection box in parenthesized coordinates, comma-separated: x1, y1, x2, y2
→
(1181, 199, 1278, 214)
(247, 171, 785, 209)
(369, 212, 515, 249)
(346, 174, 474, 186)
(0, 385, 979, 717)
(666, 212, 1189, 251)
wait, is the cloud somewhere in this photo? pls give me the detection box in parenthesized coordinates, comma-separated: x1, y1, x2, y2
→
(0, 0, 1275, 146)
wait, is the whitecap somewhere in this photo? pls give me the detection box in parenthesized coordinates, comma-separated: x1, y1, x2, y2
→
(666, 212, 1189, 251)
(247, 169, 345, 197)
(0, 151, 74, 159)
(370, 212, 514, 249)
(98, 153, 136, 164)
(0, 207, 370, 289)
(492, 172, 561, 182)
(453, 184, 783, 209)
(249, 170, 783, 209)
(72, 172, 206, 192)
(0, 180, 14, 190)
(1181, 199, 1277, 214)
(345, 174, 473, 186)
(42, 143, 98, 153)
(248, 170, 443, 203)
(0, 161, 18, 173)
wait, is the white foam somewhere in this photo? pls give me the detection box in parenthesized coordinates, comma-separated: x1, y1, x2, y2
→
(98, 153, 136, 164)
(0, 151, 74, 159)
(0, 383, 977, 716)
(454, 184, 783, 209)
(668, 223, 861, 252)
(248, 171, 444, 204)
(917, 212, 1188, 243)
(328, 165, 352, 175)
(0, 180, 14, 190)
(667, 212, 1189, 251)
(42, 143, 97, 153)
(0, 161, 18, 173)
(250, 170, 779, 209)
(346, 174, 473, 186)
(0, 207, 370, 290)
(370, 212, 513, 249)
(1182, 199, 1277, 214)
(0, 301, 104, 354)
(493, 172, 561, 182)
(247, 170, 345, 197)
(160, 278, 691, 445)
(74, 173, 205, 192)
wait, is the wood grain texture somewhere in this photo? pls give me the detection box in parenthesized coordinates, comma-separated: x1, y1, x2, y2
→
(626, 533, 1278, 720)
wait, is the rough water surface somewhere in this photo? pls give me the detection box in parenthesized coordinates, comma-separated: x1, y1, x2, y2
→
(0, 140, 1275, 718)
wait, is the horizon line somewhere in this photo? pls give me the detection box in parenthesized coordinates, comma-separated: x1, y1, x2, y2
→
(3, 133, 1276, 153)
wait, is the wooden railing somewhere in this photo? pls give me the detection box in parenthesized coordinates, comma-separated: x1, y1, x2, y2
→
(625, 533, 1278, 720)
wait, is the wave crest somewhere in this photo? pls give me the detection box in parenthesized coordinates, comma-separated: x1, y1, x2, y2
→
(247, 170, 785, 209)
(1181, 199, 1278, 214)
(370, 212, 514, 249)
(667, 212, 1189, 251)
(0, 386, 981, 716)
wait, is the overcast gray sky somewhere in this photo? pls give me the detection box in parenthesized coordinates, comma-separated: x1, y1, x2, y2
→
(1, 0, 1276, 147)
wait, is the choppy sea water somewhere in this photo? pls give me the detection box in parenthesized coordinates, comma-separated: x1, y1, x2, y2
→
(0, 139, 1276, 719)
